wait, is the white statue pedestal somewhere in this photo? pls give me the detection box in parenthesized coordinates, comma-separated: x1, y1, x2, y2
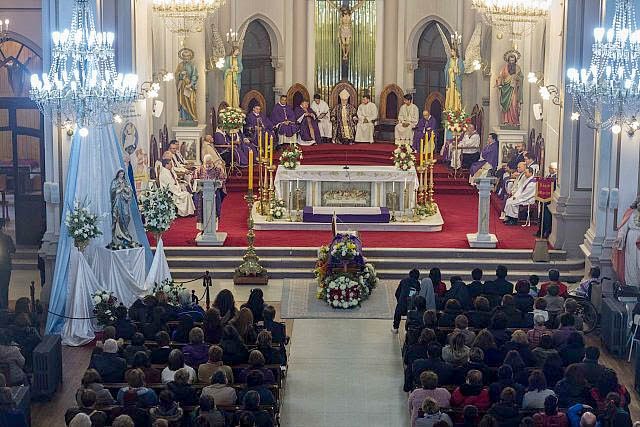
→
(172, 125, 206, 165)
(195, 179, 227, 246)
(467, 176, 498, 248)
(494, 127, 528, 166)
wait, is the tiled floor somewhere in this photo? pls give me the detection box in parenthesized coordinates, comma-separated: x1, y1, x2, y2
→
(280, 318, 409, 427)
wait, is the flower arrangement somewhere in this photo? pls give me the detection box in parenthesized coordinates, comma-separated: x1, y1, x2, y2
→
(279, 144, 303, 169)
(138, 186, 177, 234)
(91, 290, 118, 328)
(314, 234, 378, 308)
(392, 144, 416, 171)
(152, 278, 186, 306)
(65, 199, 102, 251)
(443, 109, 471, 134)
(269, 198, 287, 220)
(415, 202, 438, 218)
(219, 107, 246, 132)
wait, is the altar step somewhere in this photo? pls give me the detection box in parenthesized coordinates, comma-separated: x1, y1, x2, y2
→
(163, 246, 585, 282)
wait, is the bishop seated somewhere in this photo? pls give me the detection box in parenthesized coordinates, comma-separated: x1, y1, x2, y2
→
(158, 159, 196, 217)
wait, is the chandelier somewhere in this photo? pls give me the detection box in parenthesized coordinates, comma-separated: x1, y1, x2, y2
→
(472, 0, 551, 39)
(566, 0, 640, 134)
(29, 0, 139, 136)
(152, 0, 226, 38)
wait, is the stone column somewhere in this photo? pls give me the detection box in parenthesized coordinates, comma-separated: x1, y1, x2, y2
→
(383, 0, 398, 87)
(292, 0, 307, 85)
(467, 177, 498, 248)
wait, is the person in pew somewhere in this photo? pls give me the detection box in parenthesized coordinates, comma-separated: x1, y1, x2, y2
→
(113, 305, 136, 341)
(513, 281, 535, 316)
(193, 394, 226, 427)
(183, 327, 210, 368)
(202, 370, 237, 407)
(439, 300, 464, 328)
(172, 315, 194, 343)
(552, 314, 579, 348)
(487, 387, 522, 427)
(130, 351, 161, 384)
(429, 268, 447, 300)
(539, 270, 569, 298)
(404, 329, 435, 373)
(418, 275, 437, 311)
(220, 325, 249, 365)
(167, 368, 199, 406)
(411, 343, 454, 390)
(563, 300, 583, 332)
(90, 339, 127, 383)
(460, 405, 480, 427)
(150, 331, 172, 365)
(532, 298, 550, 325)
(415, 397, 453, 427)
(489, 365, 525, 406)
(123, 333, 149, 366)
(392, 269, 422, 334)
(455, 347, 491, 386)
(522, 370, 556, 410)
(112, 415, 136, 427)
(448, 315, 476, 346)
(143, 307, 169, 341)
(409, 371, 451, 427)
(214, 289, 238, 325)
(231, 307, 258, 345)
(543, 286, 564, 318)
(541, 354, 564, 390)
(238, 350, 276, 385)
(589, 368, 631, 413)
(484, 266, 515, 306)
(500, 330, 536, 367)
(237, 412, 256, 427)
(450, 370, 492, 411)
(262, 305, 288, 365)
(162, 349, 196, 384)
(156, 291, 180, 321)
(203, 308, 223, 344)
(503, 350, 529, 387)
(527, 315, 548, 349)
(467, 297, 493, 329)
(576, 347, 606, 388)
(472, 329, 503, 368)
(75, 369, 116, 407)
(236, 390, 274, 427)
(149, 390, 183, 426)
(597, 392, 632, 427)
(116, 368, 158, 408)
(177, 289, 205, 321)
(444, 277, 473, 311)
(559, 332, 585, 367)
(256, 331, 283, 366)
(423, 310, 438, 331)
(468, 268, 485, 300)
(237, 370, 275, 407)
(406, 296, 428, 332)
(198, 345, 234, 385)
(554, 364, 595, 409)
(442, 332, 470, 366)
(492, 295, 525, 328)
(241, 288, 266, 324)
(9, 313, 41, 372)
(128, 295, 157, 323)
(65, 389, 109, 427)
(487, 313, 512, 348)
(67, 412, 92, 427)
(532, 334, 559, 368)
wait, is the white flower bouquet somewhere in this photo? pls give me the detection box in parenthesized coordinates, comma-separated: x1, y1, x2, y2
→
(279, 144, 303, 169)
(219, 107, 246, 132)
(152, 278, 185, 306)
(415, 202, 438, 218)
(91, 290, 118, 328)
(330, 240, 358, 260)
(326, 275, 361, 308)
(443, 109, 471, 134)
(138, 186, 177, 234)
(392, 144, 416, 171)
(65, 199, 102, 251)
(269, 198, 287, 220)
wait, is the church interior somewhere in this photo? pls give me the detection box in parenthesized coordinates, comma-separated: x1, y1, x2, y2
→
(1, 0, 640, 426)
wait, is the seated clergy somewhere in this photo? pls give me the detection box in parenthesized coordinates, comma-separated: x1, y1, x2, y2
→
(295, 100, 321, 146)
(233, 133, 257, 167)
(212, 127, 232, 166)
(451, 123, 480, 170)
(201, 134, 224, 166)
(503, 166, 536, 225)
(331, 89, 358, 145)
(270, 95, 298, 145)
(164, 140, 193, 189)
(311, 93, 332, 144)
(159, 159, 196, 217)
(355, 94, 378, 143)
(193, 154, 227, 230)
(469, 132, 499, 185)
(413, 109, 436, 153)
(524, 152, 540, 175)
(245, 104, 274, 148)
(395, 94, 419, 145)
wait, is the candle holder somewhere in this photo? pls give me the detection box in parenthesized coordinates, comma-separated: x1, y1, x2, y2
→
(265, 165, 277, 222)
(388, 191, 398, 222)
(287, 183, 294, 222)
(256, 158, 264, 215)
(401, 186, 410, 222)
(428, 158, 435, 203)
(416, 165, 427, 206)
(295, 187, 303, 222)
(234, 189, 268, 285)
(261, 159, 270, 216)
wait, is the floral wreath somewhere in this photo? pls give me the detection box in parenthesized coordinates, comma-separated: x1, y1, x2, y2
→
(443, 109, 471, 134)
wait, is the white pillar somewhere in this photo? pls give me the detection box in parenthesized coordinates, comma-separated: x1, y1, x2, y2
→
(467, 177, 498, 248)
(383, 0, 398, 87)
(374, 0, 385, 100)
(306, 0, 316, 93)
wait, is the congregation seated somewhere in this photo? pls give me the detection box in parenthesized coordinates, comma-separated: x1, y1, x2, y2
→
(442, 332, 470, 366)
(466, 297, 492, 329)
(143, 307, 170, 341)
(450, 370, 491, 411)
(183, 327, 209, 368)
(500, 331, 536, 367)
(539, 269, 568, 298)
(161, 349, 197, 384)
(220, 325, 249, 365)
(0, 328, 26, 386)
(150, 332, 172, 365)
(236, 390, 274, 427)
(415, 397, 453, 427)
(513, 281, 535, 317)
(171, 316, 194, 343)
(238, 350, 276, 384)
(522, 370, 556, 410)
(213, 289, 238, 325)
(90, 338, 127, 383)
(166, 368, 199, 406)
(64, 389, 109, 426)
(230, 308, 258, 345)
(198, 345, 234, 384)
(123, 332, 149, 366)
(408, 371, 451, 426)
(201, 370, 237, 407)
(575, 347, 606, 387)
(192, 394, 225, 426)
(8, 313, 41, 371)
(256, 331, 283, 366)
(202, 308, 223, 344)
(487, 387, 521, 427)
(438, 300, 464, 328)
(447, 315, 476, 346)
(489, 365, 525, 406)
(75, 369, 116, 407)
(241, 288, 266, 324)
(116, 368, 158, 408)
(237, 370, 275, 407)
(130, 351, 162, 384)
(175, 289, 206, 322)
(149, 390, 183, 426)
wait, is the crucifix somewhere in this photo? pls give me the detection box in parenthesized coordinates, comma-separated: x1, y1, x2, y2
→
(326, 0, 366, 78)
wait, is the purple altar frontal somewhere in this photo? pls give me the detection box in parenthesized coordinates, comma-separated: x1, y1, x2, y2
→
(302, 206, 391, 223)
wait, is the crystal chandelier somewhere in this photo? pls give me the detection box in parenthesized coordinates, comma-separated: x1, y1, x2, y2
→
(566, 0, 640, 134)
(29, 0, 139, 135)
(152, 0, 226, 38)
(472, 0, 551, 39)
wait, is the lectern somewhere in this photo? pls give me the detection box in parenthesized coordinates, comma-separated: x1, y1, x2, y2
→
(195, 179, 227, 246)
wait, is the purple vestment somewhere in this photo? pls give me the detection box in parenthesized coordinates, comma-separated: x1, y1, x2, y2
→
(193, 164, 226, 221)
(469, 141, 499, 176)
(412, 116, 437, 152)
(295, 106, 321, 144)
(270, 103, 298, 138)
(245, 111, 274, 146)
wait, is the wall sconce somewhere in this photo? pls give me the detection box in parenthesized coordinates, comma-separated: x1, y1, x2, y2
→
(472, 59, 491, 77)
(528, 72, 561, 106)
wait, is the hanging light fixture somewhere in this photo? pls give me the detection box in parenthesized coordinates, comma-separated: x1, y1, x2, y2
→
(472, 0, 551, 40)
(152, 0, 226, 39)
(29, 0, 139, 135)
(566, 0, 640, 133)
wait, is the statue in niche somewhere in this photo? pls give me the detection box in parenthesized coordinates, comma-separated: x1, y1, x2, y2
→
(108, 169, 138, 250)
(496, 49, 524, 129)
(175, 48, 199, 126)
(223, 43, 243, 108)
(326, 0, 366, 61)
(615, 196, 640, 286)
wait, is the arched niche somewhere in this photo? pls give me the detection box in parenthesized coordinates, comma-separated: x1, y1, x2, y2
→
(286, 83, 310, 108)
(379, 84, 404, 122)
(241, 90, 267, 113)
(240, 19, 276, 112)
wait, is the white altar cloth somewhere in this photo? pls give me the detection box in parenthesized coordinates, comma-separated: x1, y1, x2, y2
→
(144, 237, 172, 289)
(274, 165, 419, 209)
(90, 246, 149, 307)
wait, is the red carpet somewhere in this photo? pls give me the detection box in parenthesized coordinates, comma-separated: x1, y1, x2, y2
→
(153, 144, 539, 249)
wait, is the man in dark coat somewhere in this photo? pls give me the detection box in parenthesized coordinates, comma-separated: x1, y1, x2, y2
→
(392, 269, 421, 333)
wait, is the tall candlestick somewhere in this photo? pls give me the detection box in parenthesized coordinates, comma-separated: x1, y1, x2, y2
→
(269, 135, 274, 167)
(420, 138, 424, 166)
(258, 129, 263, 160)
(248, 149, 254, 190)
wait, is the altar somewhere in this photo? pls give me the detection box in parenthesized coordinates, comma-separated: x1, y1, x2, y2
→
(274, 165, 419, 210)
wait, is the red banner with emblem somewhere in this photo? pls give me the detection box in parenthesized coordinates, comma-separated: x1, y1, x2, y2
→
(536, 178, 554, 203)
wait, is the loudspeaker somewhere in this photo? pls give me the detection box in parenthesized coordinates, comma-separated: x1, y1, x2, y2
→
(152, 100, 164, 118)
(533, 103, 543, 120)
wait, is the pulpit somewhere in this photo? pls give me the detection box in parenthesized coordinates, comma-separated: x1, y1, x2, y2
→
(467, 177, 498, 248)
(195, 179, 227, 246)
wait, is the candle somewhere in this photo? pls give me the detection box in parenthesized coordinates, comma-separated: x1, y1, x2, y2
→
(269, 135, 274, 167)
(296, 178, 299, 189)
(420, 137, 424, 166)
(392, 182, 395, 192)
(258, 129, 263, 161)
(404, 178, 407, 190)
(248, 149, 254, 190)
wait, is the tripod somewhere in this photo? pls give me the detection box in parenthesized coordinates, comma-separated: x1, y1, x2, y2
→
(202, 271, 213, 310)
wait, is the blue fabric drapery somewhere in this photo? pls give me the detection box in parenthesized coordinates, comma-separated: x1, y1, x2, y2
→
(46, 123, 152, 334)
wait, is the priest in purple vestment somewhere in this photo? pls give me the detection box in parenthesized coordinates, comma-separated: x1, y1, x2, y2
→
(193, 154, 227, 227)
(412, 110, 437, 153)
(295, 100, 321, 146)
(469, 132, 499, 184)
(270, 94, 298, 145)
(245, 104, 274, 146)
(213, 128, 232, 166)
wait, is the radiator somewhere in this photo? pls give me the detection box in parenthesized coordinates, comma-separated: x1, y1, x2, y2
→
(32, 334, 62, 399)
(600, 297, 628, 358)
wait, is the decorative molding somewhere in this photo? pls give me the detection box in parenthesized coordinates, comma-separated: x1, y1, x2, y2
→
(405, 59, 419, 72)
(424, 92, 445, 115)
(286, 83, 311, 106)
(271, 55, 284, 70)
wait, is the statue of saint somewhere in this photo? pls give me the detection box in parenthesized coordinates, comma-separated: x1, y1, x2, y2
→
(109, 169, 137, 249)
(445, 49, 464, 112)
(326, 0, 366, 61)
(175, 48, 199, 125)
(496, 49, 524, 129)
(615, 197, 640, 285)
(223, 44, 243, 108)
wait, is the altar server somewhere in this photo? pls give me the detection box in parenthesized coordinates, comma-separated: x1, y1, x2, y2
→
(311, 93, 332, 143)
(413, 110, 437, 153)
(503, 166, 536, 225)
(452, 123, 480, 170)
(331, 89, 358, 145)
(355, 94, 378, 143)
(159, 159, 195, 217)
(296, 100, 321, 145)
(270, 95, 298, 145)
(395, 94, 419, 144)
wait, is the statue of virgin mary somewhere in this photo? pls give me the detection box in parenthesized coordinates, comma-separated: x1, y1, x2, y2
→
(109, 169, 138, 249)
